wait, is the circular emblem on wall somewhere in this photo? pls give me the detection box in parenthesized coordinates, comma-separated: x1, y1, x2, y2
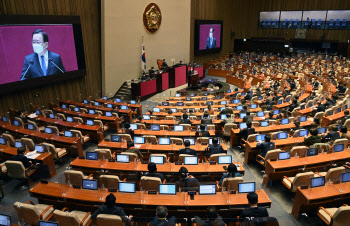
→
(143, 3, 162, 33)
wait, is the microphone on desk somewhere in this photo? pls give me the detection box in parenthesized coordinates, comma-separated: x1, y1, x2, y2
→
(49, 58, 64, 73)
(20, 60, 34, 81)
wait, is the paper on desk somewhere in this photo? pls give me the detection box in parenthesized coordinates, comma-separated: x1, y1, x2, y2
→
(25, 151, 41, 159)
(27, 113, 37, 118)
(135, 145, 141, 148)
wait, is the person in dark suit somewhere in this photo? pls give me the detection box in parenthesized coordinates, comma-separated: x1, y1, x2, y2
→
(179, 113, 192, 125)
(123, 123, 134, 138)
(91, 193, 131, 226)
(324, 98, 333, 108)
(11, 146, 32, 168)
(239, 105, 248, 114)
(239, 192, 269, 220)
(219, 163, 241, 186)
(162, 59, 168, 68)
(341, 110, 350, 125)
(304, 128, 322, 146)
(179, 140, 197, 156)
(205, 27, 217, 49)
(195, 124, 210, 138)
(288, 99, 299, 113)
(239, 121, 255, 144)
(219, 104, 233, 115)
(150, 206, 176, 226)
(315, 101, 326, 113)
(206, 137, 225, 157)
(322, 125, 340, 143)
(194, 206, 225, 226)
(201, 113, 212, 125)
(144, 163, 165, 181)
(21, 29, 66, 81)
(148, 66, 155, 76)
(243, 111, 254, 123)
(176, 167, 199, 192)
(256, 135, 275, 158)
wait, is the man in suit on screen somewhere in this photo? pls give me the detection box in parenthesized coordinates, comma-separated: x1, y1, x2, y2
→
(20, 29, 66, 81)
(205, 27, 216, 49)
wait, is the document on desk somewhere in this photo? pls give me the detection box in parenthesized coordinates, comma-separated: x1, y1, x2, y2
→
(27, 113, 37, 119)
(25, 151, 41, 159)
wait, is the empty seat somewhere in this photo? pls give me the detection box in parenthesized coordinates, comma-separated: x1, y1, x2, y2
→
(179, 124, 191, 131)
(223, 123, 237, 137)
(98, 175, 120, 190)
(219, 177, 243, 191)
(47, 126, 60, 135)
(256, 149, 282, 167)
(316, 166, 346, 183)
(317, 205, 350, 226)
(70, 130, 90, 143)
(282, 172, 314, 192)
(94, 120, 109, 131)
(97, 214, 124, 226)
(42, 143, 67, 162)
(53, 208, 92, 226)
(209, 153, 228, 162)
(143, 135, 157, 144)
(14, 201, 54, 225)
(196, 137, 209, 145)
(140, 176, 162, 191)
(73, 117, 84, 124)
(170, 138, 183, 145)
(95, 149, 113, 160)
(119, 134, 132, 142)
(2, 133, 15, 147)
(20, 138, 35, 151)
(64, 170, 92, 187)
(290, 146, 308, 157)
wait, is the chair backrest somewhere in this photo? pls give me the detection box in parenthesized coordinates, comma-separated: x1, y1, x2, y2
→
(140, 176, 161, 191)
(314, 112, 324, 120)
(160, 125, 169, 130)
(290, 146, 308, 157)
(222, 177, 243, 191)
(344, 119, 350, 129)
(180, 124, 191, 131)
(271, 132, 282, 140)
(99, 175, 120, 190)
(143, 135, 157, 144)
(95, 110, 102, 116)
(312, 143, 331, 153)
(206, 124, 215, 130)
(196, 137, 209, 145)
(20, 138, 35, 151)
(269, 120, 277, 125)
(165, 116, 175, 120)
(14, 202, 41, 225)
(179, 154, 194, 162)
(265, 149, 282, 166)
(2, 133, 15, 146)
(73, 117, 84, 124)
(119, 134, 132, 142)
(47, 126, 59, 135)
(170, 138, 183, 145)
(5, 161, 26, 179)
(293, 130, 300, 137)
(42, 143, 59, 159)
(95, 149, 112, 160)
(325, 166, 346, 182)
(209, 153, 227, 162)
(247, 134, 259, 142)
(223, 123, 237, 136)
(97, 214, 124, 226)
(94, 120, 103, 127)
(333, 206, 350, 226)
(64, 170, 85, 186)
(120, 152, 138, 162)
(56, 113, 66, 121)
(53, 209, 82, 226)
(291, 172, 314, 192)
(70, 130, 84, 143)
(136, 123, 146, 130)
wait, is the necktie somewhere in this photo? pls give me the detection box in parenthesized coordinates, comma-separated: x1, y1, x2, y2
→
(41, 55, 47, 76)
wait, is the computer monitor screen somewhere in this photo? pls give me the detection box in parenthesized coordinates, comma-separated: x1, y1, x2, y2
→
(218, 155, 232, 164)
(82, 179, 98, 190)
(281, 119, 289, 125)
(35, 145, 44, 153)
(170, 108, 177, 113)
(278, 152, 291, 160)
(203, 93, 208, 96)
(299, 116, 306, 122)
(67, 117, 73, 122)
(94, 102, 99, 106)
(106, 112, 112, 117)
(107, 104, 113, 108)
(61, 104, 67, 109)
(130, 124, 138, 130)
(256, 134, 266, 142)
(240, 113, 246, 119)
(277, 100, 282, 105)
(15, 141, 22, 148)
(36, 110, 41, 115)
(174, 125, 184, 132)
(103, 96, 108, 100)
(220, 107, 225, 111)
(317, 127, 327, 134)
(251, 104, 257, 109)
(115, 98, 121, 103)
(203, 108, 208, 112)
(159, 184, 176, 195)
(153, 108, 160, 112)
(201, 97, 207, 101)
(49, 114, 55, 119)
(236, 105, 243, 110)
(184, 138, 195, 145)
(209, 138, 220, 145)
(86, 120, 94, 126)
(142, 115, 151, 120)
(0, 138, 5, 145)
(150, 156, 164, 164)
(177, 102, 184, 106)
(197, 125, 207, 130)
(233, 99, 240, 104)
(257, 112, 264, 117)
(286, 98, 290, 102)
(74, 107, 80, 112)
(121, 105, 128, 110)
(259, 96, 263, 100)
(334, 144, 344, 153)
(306, 148, 318, 157)
(328, 110, 333, 116)
(175, 93, 181, 97)
(261, 121, 269, 127)
(206, 101, 213, 106)
(308, 102, 313, 107)
(300, 105, 305, 110)
(190, 93, 195, 97)
(199, 184, 216, 195)
(278, 132, 288, 139)
(238, 182, 255, 193)
(119, 182, 136, 193)
(110, 135, 121, 142)
(86, 152, 98, 160)
(64, 131, 73, 138)
(342, 172, 350, 183)
(162, 102, 169, 106)
(150, 124, 160, 131)
(299, 130, 308, 137)
(241, 92, 246, 96)
(13, 120, 19, 126)
(2, 117, 7, 122)
(0, 213, 11, 226)
(28, 124, 35, 130)
(227, 89, 231, 93)
(239, 122, 247, 129)
(185, 97, 191, 101)
(345, 104, 348, 109)
(116, 154, 130, 163)
(83, 99, 89, 104)
(221, 101, 227, 105)
(273, 110, 280, 115)
(220, 114, 227, 120)
(311, 176, 325, 188)
(45, 127, 53, 134)
(130, 100, 136, 104)
(159, 138, 170, 145)
(184, 156, 198, 165)
(134, 137, 145, 144)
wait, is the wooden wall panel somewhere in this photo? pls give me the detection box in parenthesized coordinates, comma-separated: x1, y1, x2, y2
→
(0, 0, 101, 113)
(191, 0, 350, 64)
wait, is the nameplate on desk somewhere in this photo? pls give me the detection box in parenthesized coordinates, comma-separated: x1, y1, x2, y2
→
(300, 185, 309, 190)
(188, 191, 196, 195)
(108, 159, 115, 162)
(210, 161, 216, 165)
(108, 188, 117, 192)
(73, 185, 81, 189)
(175, 161, 182, 165)
(79, 156, 85, 159)
(40, 180, 48, 184)
(142, 161, 149, 164)
(148, 190, 157, 194)
(230, 190, 236, 194)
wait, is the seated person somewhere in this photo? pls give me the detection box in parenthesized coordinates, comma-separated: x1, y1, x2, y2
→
(219, 163, 241, 186)
(176, 167, 199, 192)
(179, 113, 192, 125)
(239, 121, 255, 145)
(125, 141, 143, 160)
(304, 128, 321, 146)
(194, 206, 225, 226)
(341, 126, 350, 141)
(341, 110, 350, 125)
(288, 99, 298, 113)
(322, 125, 340, 143)
(148, 66, 155, 76)
(201, 113, 212, 125)
(162, 59, 168, 68)
(123, 123, 134, 137)
(243, 111, 254, 123)
(150, 206, 176, 226)
(205, 105, 215, 115)
(219, 104, 233, 115)
(239, 192, 269, 220)
(256, 135, 275, 158)
(167, 109, 173, 115)
(196, 124, 210, 138)
(311, 117, 321, 127)
(143, 162, 165, 181)
(206, 137, 225, 156)
(179, 140, 197, 156)
(267, 112, 274, 121)
(315, 101, 326, 113)
(239, 105, 248, 114)
(290, 120, 302, 135)
(11, 146, 32, 168)
(91, 193, 131, 226)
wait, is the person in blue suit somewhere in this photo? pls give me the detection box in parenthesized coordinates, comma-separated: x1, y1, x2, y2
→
(20, 29, 66, 80)
(205, 27, 216, 49)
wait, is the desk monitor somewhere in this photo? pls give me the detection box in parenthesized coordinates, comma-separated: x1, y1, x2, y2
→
(119, 182, 136, 193)
(62, 104, 67, 109)
(239, 113, 246, 119)
(2, 116, 7, 122)
(177, 102, 184, 106)
(83, 99, 89, 104)
(115, 98, 121, 103)
(67, 117, 73, 122)
(202, 97, 207, 101)
(142, 115, 151, 120)
(277, 100, 283, 105)
(151, 125, 160, 131)
(218, 155, 232, 164)
(206, 101, 213, 106)
(94, 102, 100, 106)
(278, 132, 288, 139)
(257, 111, 264, 117)
(111, 135, 121, 142)
(199, 184, 216, 195)
(311, 176, 325, 188)
(134, 137, 145, 144)
(162, 102, 169, 106)
(259, 96, 263, 100)
(74, 107, 80, 112)
(130, 124, 138, 130)
(0, 137, 5, 145)
(238, 182, 255, 193)
(299, 116, 306, 122)
(278, 152, 291, 160)
(306, 148, 318, 157)
(13, 120, 19, 126)
(184, 138, 195, 145)
(28, 124, 35, 130)
(153, 108, 160, 113)
(197, 125, 207, 130)
(170, 108, 177, 113)
(64, 131, 73, 138)
(239, 122, 247, 129)
(220, 107, 225, 111)
(0, 213, 11, 226)
(336, 124, 342, 131)
(251, 104, 257, 109)
(220, 114, 227, 120)
(256, 134, 266, 142)
(236, 105, 243, 110)
(175, 93, 181, 97)
(300, 105, 306, 110)
(82, 179, 98, 190)
(174, 125, 184, 132)
(203, 93, 208, 96)
(35, 145, 45, 153)
(281, 119, 289, 125)
(187, 108, 194, 113)
(273, 110, 280, 115)
(121, 105, 128, 110)
(117, 154, 130, 163)
(190, 93, 195, 97)
(44, 127, 53, 134)
(86, 119, 94, 126)
(342, 172, 350, 183)
(241, 92, 246, 96)
(334, 144, 344, 153)
(209, 138, 220, 145)
(130, 100, 136, 104)
(106, 112, 112, 117)
(317, 127, 327, 134)
(185, 97, 191, 101)
(107, 104, 113, 108)
(299, 130, 308, 137)
(221, 101, 227, 105)
(227, 89, 231, 93)
(260, 121, 269, 127)
(86, 152, 98, 161)
(184, 156, 198, 165)
(15, 141, 23, 148)
(150, 156, 164, 164)
(233, 99, 240, 104)
(328, 110, 333, 116)
(103, 96, 108, 100)
(286, 98, 290, 102)
(159, 184, 176, 195)
(203, 108, 208, 112)
(159, 138, 170, 145)
(49, 114, 55, 119)
(308, 102, 313, 107)
(345, 104, 348, 110)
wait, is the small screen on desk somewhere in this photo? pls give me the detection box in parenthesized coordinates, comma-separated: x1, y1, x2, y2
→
(115, 98, 121, 103)
(36, 110, 41, 115)
(45, 127, 53, 134)
(174, 125, 184, 131)
(88, 110, 95, 115)
(177, 102, 184, 106)
(153, 108, 160, 113)
(299, 116, 306, 122)
(175, 94, 181, 97)
(66, 117, 73, 122)
(150, 156, 164, 164)
(317, 127, 327, 134)
(130, 124, 138, 130)
(121, 105, 128, 110)
(206, 101, 213, 106)
(106, 112, 112, 117)
(257, 111, 264, 117)
(162, 102, 169, 106)
(236, 105, 243, 110)
(308, 102, 313, 107)
(82, 179, 98, 190)
(251, 104, 257, 109)
(199, 184, 216, 195)
(35, 145, 44, 153)
(342, 172, 350, 183)
(220, 114, 227, 120)
(159, 138, 170, 145)
(117, 154, 130, 163)
(103, 96, 108, 100)
(337, 107, 342, 113)
(239, 123, 247, 129)
(197, 125, 207, 130)
(111, 135, 121, 142)
(170, 108, 177, 113)
(281, 119, 289, 125)
(15, 141, 23, 148)
(334, 144, 344, 153)
(203, 108, 208, 112)
(159, 184, 176, 195)
(94, 102, 99, 106)
(277, 100, 282, 105)
(184, 156, 198, 165)
(278, 132, 288, 139)
(119, 182, 136, 193)
(273, 110, 280, 115)
(0, 137, 5, 145)
(328, 110, 333, 116)
(107, 104, 113, 108)
(134, 137, 145, 144)
(227, 89, 231, 93)
(256, 135, 266, 142)
(259, 96, 263, 100)
(299, 130, 308, 137)
(311, 176, 325, 188)
(86, 120, 94, 126)
(233, 99, 240, 104)
(218, 155, 231, 164)
(83, 99, 89, 104)
(286, 98, 290, 102)
(0, 213, 11, 226)
(184, 138, 195, 145)
(130, 100, 136, 104)
(202, 97, 207, 101)
(74, 107, 80, 112)
(203, 93, 208, 96)
(64, 131, 73, 138)
(306, 148, 318, 157)
(241, 92, 246, 96)
(300, 105, 305, 110)
(261, 121, 269, 127)
(186, 97, 191, 101)
(220, 107, 225, 111)
(209, 138, 220, 145)
(13, 120, 19, 126)
(28, 124, 35, 130)
(278, 152, 291, 160)
(190, 93, 195, 97)
(86, 151, 98, 160)
(143, 115, 151, 120)
(49, 114, 55, 119)
(221, 101, 227, 105)
(151, 125, 160, 131)
(238, 182, 255, 193)
(240, 113, 246, 119)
